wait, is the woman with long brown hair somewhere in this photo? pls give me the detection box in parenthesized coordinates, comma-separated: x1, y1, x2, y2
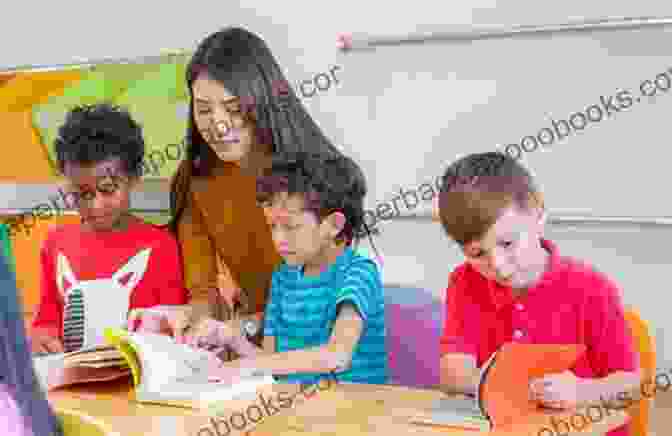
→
(130, 27, 342, 355)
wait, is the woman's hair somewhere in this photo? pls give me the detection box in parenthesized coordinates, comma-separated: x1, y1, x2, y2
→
(169, 27, 341, 231)
(0, 255, 63, 435)
(256, 151, 380, 255)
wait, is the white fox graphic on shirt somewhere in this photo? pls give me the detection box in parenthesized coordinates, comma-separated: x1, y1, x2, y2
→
(56, 248, 151, 351)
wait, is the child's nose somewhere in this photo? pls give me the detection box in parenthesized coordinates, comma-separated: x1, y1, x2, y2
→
(490, 251, 511, 274)
(80, 191, 105, 211)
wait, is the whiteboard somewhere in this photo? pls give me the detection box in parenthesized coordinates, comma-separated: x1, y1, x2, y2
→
(333, 25, 672, 219)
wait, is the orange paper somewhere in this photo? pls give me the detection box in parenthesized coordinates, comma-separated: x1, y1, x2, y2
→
(481, 343, 586, 430)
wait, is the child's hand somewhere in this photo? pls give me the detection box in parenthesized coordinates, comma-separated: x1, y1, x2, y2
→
(31, 331, 64, 353)
(207, 360, 246, 384)
(186, 318, 239, 349)
(529, 370, 589, 409)
(127, 305, 194, 342)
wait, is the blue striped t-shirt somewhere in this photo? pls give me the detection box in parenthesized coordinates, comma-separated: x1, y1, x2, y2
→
(263, 246, 387, 385)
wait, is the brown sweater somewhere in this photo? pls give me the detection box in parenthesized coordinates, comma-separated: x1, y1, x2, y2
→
(175, 160, 281, 323)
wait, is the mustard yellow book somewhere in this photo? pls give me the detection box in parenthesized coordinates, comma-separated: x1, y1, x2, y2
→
(104, 328, 275, 409)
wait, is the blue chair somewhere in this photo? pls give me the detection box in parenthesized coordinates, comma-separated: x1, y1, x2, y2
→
(384, 285, 444, 388)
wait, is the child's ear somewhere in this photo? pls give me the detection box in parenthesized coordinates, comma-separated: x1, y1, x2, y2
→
(432, 195, 440, 221)
(535, 208, 547, 232)
(127, 174, 141, 190)
(325, 211, 346, 238)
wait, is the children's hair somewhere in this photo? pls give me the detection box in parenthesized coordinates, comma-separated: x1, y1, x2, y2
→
(437, 152, 544, 245)
(54, 102, 145, 177)
(0, 255, 63, 435)
(169, 27, 341, 232)
(256, 151, 378, 249)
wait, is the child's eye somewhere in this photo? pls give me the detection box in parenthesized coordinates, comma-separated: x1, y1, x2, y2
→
(77, 191, 95, 202)
(98, 185, 118, 195)
(97, 178, 122, 194)
(501, 241, 513, 248)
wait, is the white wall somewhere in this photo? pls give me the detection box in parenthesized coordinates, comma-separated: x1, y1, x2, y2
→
(2, 0, 671, 367)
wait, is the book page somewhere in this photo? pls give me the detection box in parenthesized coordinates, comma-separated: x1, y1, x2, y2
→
(410, 396, 490, 431)
(33, 353, 66, 391)
(148, 374, 275, 406)
(123, 332, 275, 408)
(32, 353, 130, 391)
(125, 332, 214, 393)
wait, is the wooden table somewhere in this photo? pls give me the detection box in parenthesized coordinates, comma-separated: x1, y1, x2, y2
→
(48, 380, 628, 436)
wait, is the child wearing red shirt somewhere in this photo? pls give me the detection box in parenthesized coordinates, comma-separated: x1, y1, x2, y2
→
(30, 103, 189, 353)
(436, 152, 640, 436)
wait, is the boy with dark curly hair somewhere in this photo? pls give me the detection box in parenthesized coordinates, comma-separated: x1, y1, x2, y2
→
(30, 103, 189, 354)
(181, 151, 387, 385)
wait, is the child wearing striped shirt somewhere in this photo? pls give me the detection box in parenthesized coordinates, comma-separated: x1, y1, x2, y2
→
(185, 151, 387, 385)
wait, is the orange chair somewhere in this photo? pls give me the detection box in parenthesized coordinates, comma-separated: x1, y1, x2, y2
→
(624, 308, 656, 436)
(4, 213, 81, 327)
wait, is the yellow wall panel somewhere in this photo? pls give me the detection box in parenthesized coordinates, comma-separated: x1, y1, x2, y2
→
(0, 71, 82, 113)
(0, 110, 59, 181)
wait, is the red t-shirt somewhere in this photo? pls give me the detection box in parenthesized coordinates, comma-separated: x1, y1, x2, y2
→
(440, 239, 638, 436)
(32, 219, 190, 341)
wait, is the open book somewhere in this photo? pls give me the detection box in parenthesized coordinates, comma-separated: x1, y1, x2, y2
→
(33, 344, 131, 392)
(104, 328, 275, 409)
(411, 396, 491, 431)
(410, 343, 586, 432)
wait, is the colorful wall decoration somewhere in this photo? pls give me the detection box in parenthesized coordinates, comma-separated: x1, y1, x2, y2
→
(0, 53, 192, 181)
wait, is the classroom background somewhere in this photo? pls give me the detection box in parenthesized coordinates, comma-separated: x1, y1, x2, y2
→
(1, 0, 671, 379)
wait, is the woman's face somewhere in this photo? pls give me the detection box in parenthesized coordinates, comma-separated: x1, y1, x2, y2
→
(191, 73, 257, 162)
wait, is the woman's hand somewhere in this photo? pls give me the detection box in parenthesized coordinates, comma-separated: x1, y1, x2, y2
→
(185, 318, 240, 350)
(127, 305, 194, 342)
(217, 270, 242, 310)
